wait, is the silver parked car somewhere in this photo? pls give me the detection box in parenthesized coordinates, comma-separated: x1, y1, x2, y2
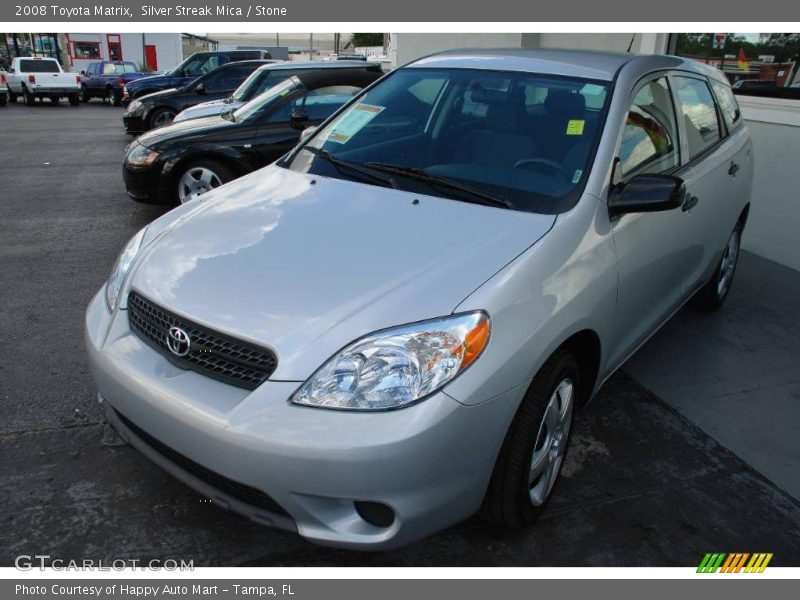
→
(86, 49, 752, 549)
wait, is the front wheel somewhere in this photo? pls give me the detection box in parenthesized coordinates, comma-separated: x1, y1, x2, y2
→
(68, 93, 80, 107)
(481, 349, 579, 528)
(80, 86, 90, 102)
(692, 223, 742, 310)
(148, 107, 175, 129)
(176, 160, 233, 204)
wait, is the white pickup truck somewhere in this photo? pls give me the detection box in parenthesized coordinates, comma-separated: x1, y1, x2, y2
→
(6, 57, 81, 106)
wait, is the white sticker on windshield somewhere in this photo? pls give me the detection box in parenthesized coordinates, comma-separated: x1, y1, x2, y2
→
(572, 169, 583, 184)
(328, 104, 385, 144)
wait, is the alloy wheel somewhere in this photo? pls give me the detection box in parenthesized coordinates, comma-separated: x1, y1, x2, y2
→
(152, 109, 175, 128)
(529, 378, 574, 506)
(178, 167, 223, 203)
(716, 228, 740, 298)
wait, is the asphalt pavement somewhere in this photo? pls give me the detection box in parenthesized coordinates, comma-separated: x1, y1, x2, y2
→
(1, 101, 799, 566)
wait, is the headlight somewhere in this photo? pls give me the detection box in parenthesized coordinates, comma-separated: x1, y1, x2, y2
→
(291, 312, 490, 411)
(105, 228, 146, 311)
(126, 142, 159, 166)
(127, 99, 142, 113)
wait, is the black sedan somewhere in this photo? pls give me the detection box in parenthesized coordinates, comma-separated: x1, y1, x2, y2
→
(122, 66, 383, 205)
(122, 59, 275, 133)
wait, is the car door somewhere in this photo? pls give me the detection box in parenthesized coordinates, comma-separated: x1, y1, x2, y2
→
(251, 86, 361, 169)
(607, 74, 695, 368)
(86, 63, 100, 93)
(669, 74, 745, 291)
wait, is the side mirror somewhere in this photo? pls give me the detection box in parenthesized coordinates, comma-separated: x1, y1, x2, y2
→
(80, 70, 86, 76)
(299, 126, 317, 143)
(195, 82, 205, 94)
(290, 109, 309, 130)
(609, 173, 686, 217)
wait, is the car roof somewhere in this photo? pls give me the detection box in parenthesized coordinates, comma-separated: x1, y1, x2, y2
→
(253, 60, 382, 73)
(409, 48, 728, 83)
(221, 59, 275, 67)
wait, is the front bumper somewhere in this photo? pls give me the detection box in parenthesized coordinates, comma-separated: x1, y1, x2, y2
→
(123, 112, 148, 134)
(122, 160, 171, 204)
(85, 288, 521, 549)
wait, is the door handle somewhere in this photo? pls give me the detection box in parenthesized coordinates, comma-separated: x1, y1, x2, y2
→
(728, 161, 740, 176)
(682, 194, 699, 212)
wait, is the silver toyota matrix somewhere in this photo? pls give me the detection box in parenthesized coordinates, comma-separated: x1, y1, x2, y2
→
(86, 49, 753, 549)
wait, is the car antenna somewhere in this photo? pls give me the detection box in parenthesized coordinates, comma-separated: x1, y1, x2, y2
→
(626, 34, 636, 53)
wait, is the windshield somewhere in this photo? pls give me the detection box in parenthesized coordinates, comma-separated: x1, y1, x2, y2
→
(232, 76, 303, 122)
(172, 54, 220, 77)
(285, 68, 610, 213)
(103, 63, 136, 75)
(231, 70, 291, 102)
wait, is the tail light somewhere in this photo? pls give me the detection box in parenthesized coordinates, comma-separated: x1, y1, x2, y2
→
(28, 75, 36, 84)
(119, 76, 125, 86)
(75, 75, 81, 84)
(0, 73, 6, 83)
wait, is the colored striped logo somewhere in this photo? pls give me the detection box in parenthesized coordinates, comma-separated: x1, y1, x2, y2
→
(697, 553, 773, 573)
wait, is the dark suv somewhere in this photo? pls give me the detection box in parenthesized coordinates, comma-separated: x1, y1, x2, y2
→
(122, 50, 272, 104)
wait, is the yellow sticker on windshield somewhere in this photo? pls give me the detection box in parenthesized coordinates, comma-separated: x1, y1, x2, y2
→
(328, 104, 385, 144)
(566, 119, 585, 135)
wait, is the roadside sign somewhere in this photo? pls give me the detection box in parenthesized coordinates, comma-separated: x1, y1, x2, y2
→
(712, 33, 728, 49)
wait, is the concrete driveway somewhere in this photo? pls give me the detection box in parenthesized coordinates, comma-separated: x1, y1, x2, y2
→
(1, 102, 799, 566)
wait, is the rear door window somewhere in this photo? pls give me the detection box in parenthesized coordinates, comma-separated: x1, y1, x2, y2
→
(673, 76, 722, 159)
(710, 80, 742, 132)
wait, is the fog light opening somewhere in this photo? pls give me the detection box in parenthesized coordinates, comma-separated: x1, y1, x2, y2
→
(354, 501, 395, 528)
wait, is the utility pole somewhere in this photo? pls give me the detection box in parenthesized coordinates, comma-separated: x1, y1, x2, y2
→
(309, 33, 313, 59)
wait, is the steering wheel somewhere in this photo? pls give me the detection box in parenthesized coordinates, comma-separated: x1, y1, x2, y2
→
(514, 158, 571, 179)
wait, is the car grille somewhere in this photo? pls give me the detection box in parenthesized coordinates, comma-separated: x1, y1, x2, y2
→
(127, 292, 277, 390)
(113, 409, 289, 517)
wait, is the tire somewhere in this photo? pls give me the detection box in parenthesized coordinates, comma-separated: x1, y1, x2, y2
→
(111, 89, 123, 107)
(0, 94, 7, 106)
(692, 222, 742, 311)
(481, 349, 580, 528)
(23, 86, 35, 106)
(68, 94, 80, 107)
(80, 86, 90, 103)
(148, 106, 176, 129)
(175, 159, 234, 204)
(9, 90, 18, 103)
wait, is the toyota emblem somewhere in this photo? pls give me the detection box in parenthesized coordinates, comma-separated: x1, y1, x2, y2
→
(166, 326, 191, 357)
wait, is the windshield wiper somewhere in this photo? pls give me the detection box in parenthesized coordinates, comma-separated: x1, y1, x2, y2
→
(305, 147, 397, 189)
(364, 162, 513, 209)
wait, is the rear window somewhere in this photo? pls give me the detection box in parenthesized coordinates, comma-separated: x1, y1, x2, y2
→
(102, 63, 137, 75)
(20, 59, 60, 73)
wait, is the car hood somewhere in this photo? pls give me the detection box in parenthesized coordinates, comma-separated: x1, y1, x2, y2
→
(173, 98, 243, 122)
(137, 114, 233, 147)
(128, 73, 171, 89)
(139, 86, 183, 102)
(129, 166, 556, 381)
